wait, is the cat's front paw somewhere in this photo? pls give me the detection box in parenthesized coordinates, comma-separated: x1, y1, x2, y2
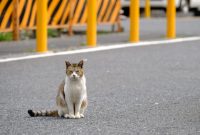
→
(75, 114, 81, 119)
(64, 114, 70, 119)
(65, 114, 75, 119)
(80, 114, 84, 118)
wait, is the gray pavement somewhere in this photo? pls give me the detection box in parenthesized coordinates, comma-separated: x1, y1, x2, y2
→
(0, 17, 200, 59)
(1, 39, 200, 134)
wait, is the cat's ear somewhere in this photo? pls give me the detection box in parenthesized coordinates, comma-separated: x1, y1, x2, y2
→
(78, 60, 84, 68)
(65, 61, 71, 68)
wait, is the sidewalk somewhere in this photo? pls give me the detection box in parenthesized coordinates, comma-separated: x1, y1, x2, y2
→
(0, 17, 200, 59)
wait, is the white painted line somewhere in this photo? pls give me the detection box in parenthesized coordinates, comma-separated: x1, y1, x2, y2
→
(0, 36, 200, 63)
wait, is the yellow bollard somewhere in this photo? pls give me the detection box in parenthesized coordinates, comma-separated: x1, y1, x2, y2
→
(130, 0, 140, 42)
(87, 0, 97, 47)
(167, 0, 176, 38)
(36, 0, 48, 52)
(145, 0, 151, 18)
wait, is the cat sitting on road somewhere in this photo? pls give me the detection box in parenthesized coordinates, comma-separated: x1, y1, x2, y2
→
(28, 60, 88, 119)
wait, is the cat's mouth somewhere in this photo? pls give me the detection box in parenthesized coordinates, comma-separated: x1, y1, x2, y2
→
(70, 76, 78, 80)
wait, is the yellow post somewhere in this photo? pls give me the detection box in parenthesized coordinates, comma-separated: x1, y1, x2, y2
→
(36, 0, 48, 52)
(87, 0, 97, 47)
(167, 0, 176, 38)
(145, 0, 151, 18)
(130, 0, 140, 42)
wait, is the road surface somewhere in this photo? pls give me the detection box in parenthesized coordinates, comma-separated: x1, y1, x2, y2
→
(1, 39, 200, 135)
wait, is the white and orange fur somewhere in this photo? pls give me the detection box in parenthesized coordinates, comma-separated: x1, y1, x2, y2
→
(28, 60, 88, 119)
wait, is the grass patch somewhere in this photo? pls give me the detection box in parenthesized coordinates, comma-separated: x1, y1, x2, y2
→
(48, 29, 59, 37)
(0, 32, 13, 41)
(80, 42, 86, 46)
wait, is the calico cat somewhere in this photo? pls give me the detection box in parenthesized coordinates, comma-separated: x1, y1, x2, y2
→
(28, 60, 88, 119)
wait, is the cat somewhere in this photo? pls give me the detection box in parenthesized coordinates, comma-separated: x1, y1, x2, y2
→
(28, 60, 88, 119)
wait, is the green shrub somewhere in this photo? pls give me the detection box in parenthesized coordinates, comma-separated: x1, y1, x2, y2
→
(48, 29, 59, 37)
(0, 32, 13, 41)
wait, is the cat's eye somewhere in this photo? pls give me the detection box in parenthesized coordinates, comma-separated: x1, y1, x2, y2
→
(76, 70, 80, 73)
(68, 70, 73, 73)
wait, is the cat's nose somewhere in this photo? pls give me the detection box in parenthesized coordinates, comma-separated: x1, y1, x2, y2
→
(73, 74, 76, 78)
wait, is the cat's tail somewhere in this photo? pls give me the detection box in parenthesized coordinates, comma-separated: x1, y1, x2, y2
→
(28, 109, 58, 117)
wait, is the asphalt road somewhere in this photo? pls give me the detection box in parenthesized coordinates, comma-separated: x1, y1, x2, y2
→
(1, 40, 200, 135)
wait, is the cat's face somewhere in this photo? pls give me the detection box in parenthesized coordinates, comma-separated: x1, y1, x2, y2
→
(65, 60, 84, 80)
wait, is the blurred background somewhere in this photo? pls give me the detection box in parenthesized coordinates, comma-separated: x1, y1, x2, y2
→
(122, 0, 200, 16)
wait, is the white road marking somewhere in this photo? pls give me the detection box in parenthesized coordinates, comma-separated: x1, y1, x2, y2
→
(0, 36, 200, 63)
